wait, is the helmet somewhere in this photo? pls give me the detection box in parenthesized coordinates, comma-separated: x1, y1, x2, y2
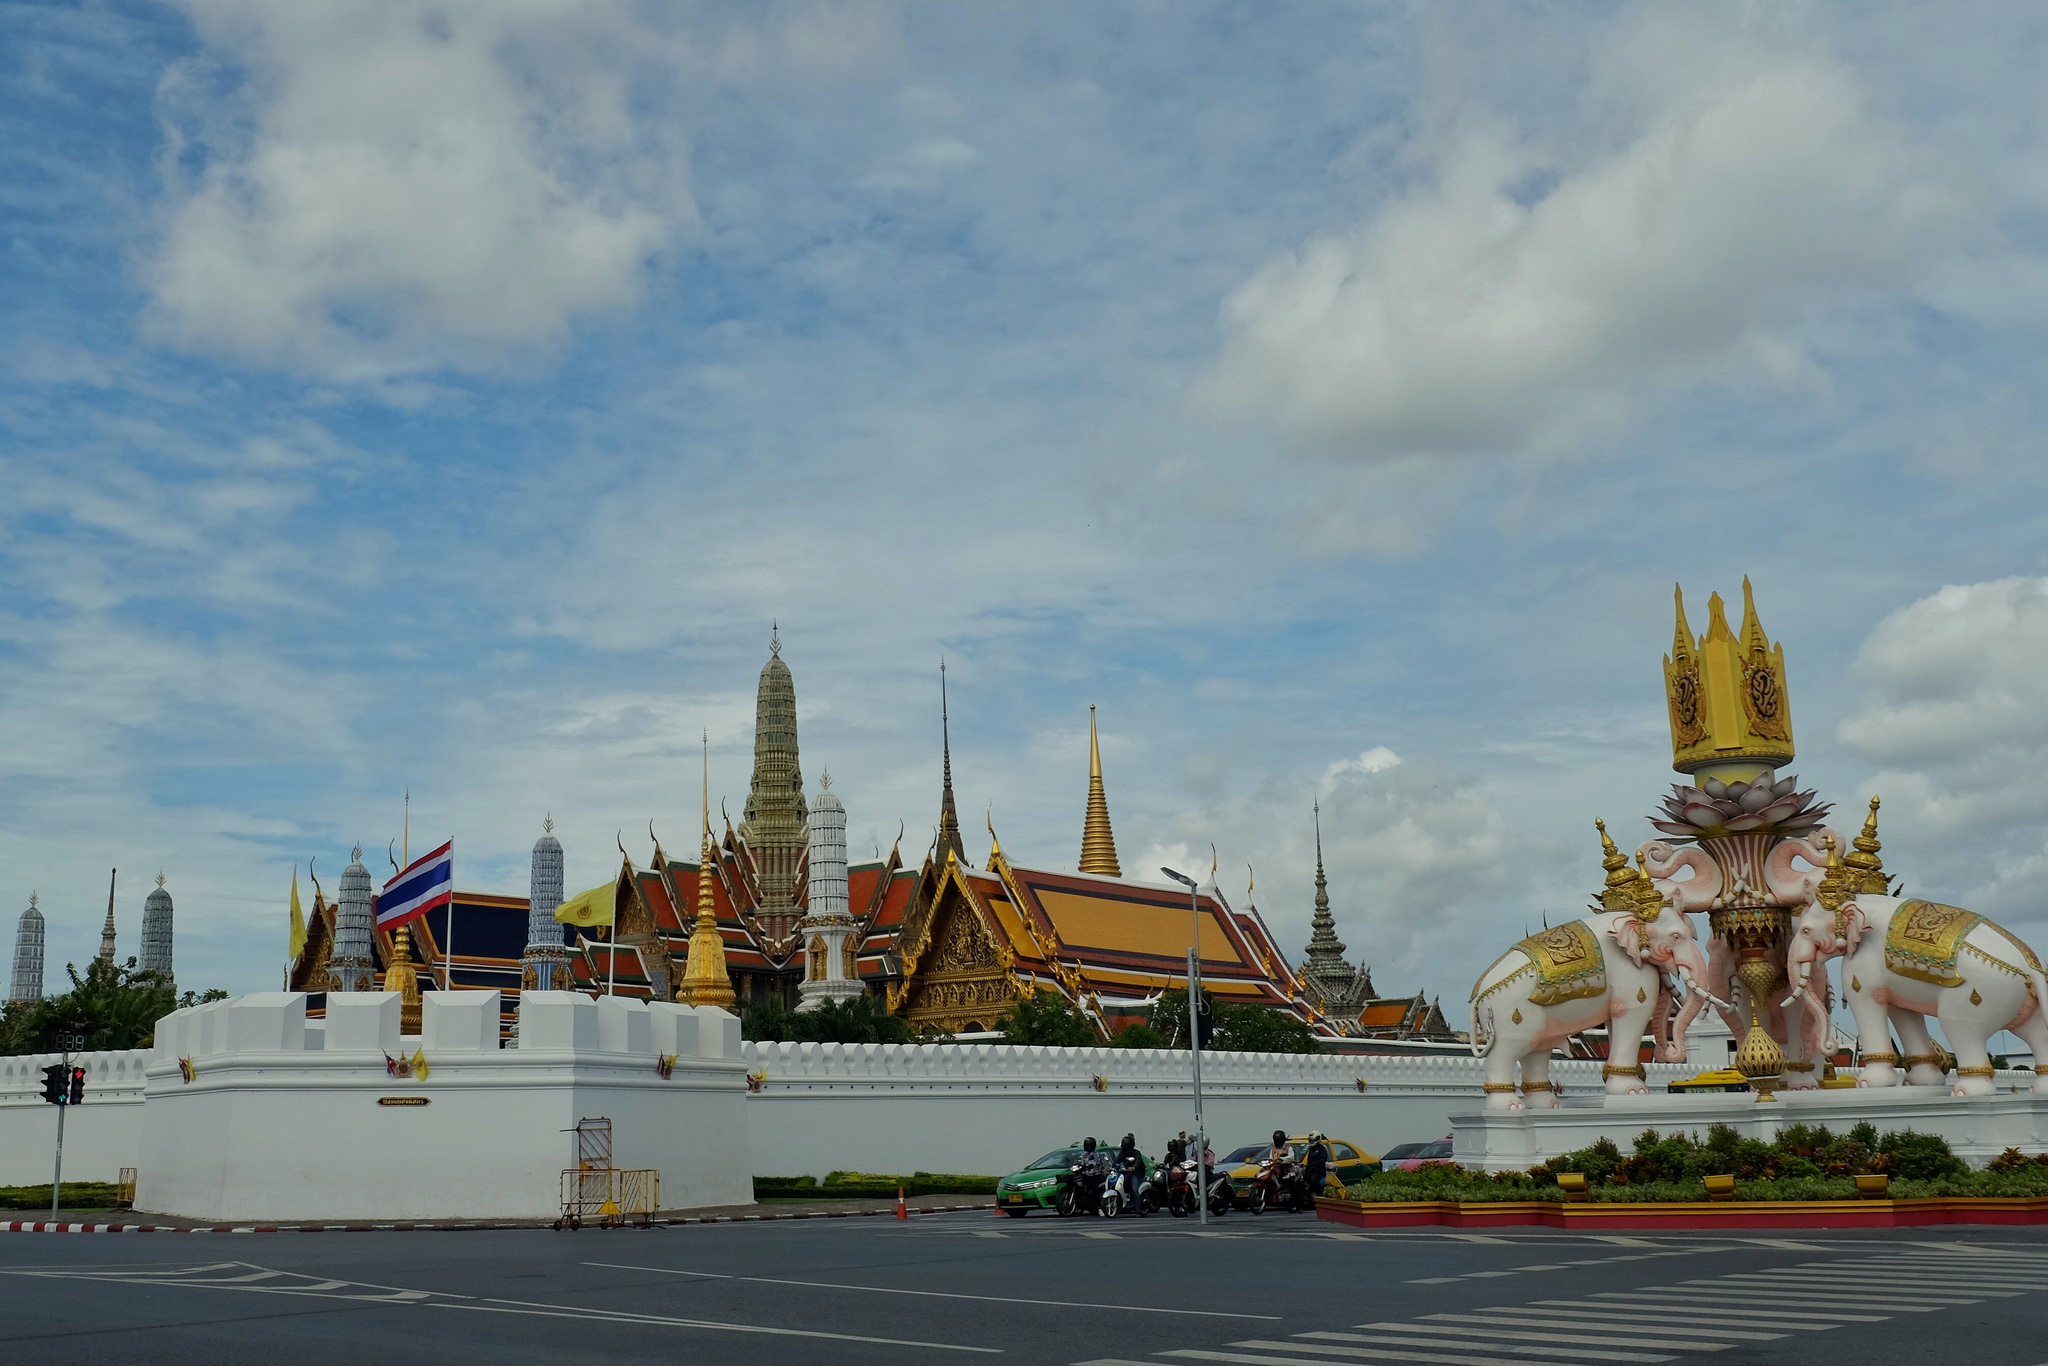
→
(1310, 1131, 1326, 1142)
(1273, 1129, 1287, 1147)
(1122, 1133, 1136, 1148)
(1083, 1136, 1097, 1151)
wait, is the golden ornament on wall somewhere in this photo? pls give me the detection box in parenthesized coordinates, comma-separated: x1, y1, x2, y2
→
(1511, 1008, 1523, 1025)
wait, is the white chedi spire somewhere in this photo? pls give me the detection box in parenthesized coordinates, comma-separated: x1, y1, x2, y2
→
(330, 845, 377, 992)
(8, 893, 44, 1004)
(141, 873, 175, 989)
(797, 772, 862, 1010)
(521, 816, 571, 995)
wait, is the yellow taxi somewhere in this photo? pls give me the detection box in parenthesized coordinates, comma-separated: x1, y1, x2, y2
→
(1222, 1133, 1378, 1204)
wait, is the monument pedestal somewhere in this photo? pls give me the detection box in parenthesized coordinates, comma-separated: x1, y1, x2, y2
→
(1452, 1078, 2048, 1171)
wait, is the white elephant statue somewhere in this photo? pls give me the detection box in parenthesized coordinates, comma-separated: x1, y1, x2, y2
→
(1787, 892, 2048, 1096)
(1644, 831, 1842, 1089)
(1470, 903, 1712, 1111)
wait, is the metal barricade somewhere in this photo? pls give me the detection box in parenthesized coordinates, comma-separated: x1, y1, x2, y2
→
(117, 1168, 137, 1206)
(556, 1167, 659, 1229)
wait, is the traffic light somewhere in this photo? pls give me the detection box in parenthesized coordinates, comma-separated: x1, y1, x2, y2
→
(68, 1066, 85, 1106)
(1194, 990, 1216, 1048)
(39, 1064, 66, 1106)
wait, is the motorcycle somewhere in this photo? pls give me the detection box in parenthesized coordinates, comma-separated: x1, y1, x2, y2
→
(1244, 1157, 1308, 1214)
(1162, 1162, 1232, 1217)
(1055, 1162, 1107, 1217)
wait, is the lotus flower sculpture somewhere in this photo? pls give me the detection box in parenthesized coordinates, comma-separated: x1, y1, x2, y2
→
(1649, 774, 1829, 843)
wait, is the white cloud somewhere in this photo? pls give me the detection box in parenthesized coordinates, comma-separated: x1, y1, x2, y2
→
(143, 0, 695, 376)
(1837, 577, 2048, 927)
(1201, 18, 1960, 460)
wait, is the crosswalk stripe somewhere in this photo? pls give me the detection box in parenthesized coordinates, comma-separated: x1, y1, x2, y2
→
(1357, 1321, 1724, 1354)
(1161, 1352, 1354, 1366)
(1425, 1313, 1777, 1343)
(1812, 1262, 2045, 1281)
(1794, 1274, 2042, 1291)
(1580, 1293, 1906, 1319)
(1703, 1273, 2013, 1298)
(1236, 1341, 1673, 1366)
(1497, 1307, 1801, 1337)
(1661, 1280, 1976, 1305)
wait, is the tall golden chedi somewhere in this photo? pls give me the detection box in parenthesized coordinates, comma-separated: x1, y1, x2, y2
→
(681, 731, 737, 1010)
(739, 627, 807, 941)
(1078, 706, 1122, 877)
(1651, 578, 1829, 1097)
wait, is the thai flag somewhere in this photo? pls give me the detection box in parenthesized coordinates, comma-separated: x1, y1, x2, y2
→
(378, 841, 453, 931)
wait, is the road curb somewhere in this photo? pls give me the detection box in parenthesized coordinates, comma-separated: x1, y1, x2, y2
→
(3, 1204, 994, 1234)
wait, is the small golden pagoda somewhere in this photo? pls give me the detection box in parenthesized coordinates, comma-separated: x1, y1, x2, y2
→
(1663, 577, 1794, 782)
(383, 926, 423, 1033)
(1078, 706, 1122, 877)
(680, 733, 737, 1010)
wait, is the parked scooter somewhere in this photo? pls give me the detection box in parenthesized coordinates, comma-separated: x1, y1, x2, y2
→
(1162, 1161, 1232, 1217)
(1055, 1161, 1107, 1217)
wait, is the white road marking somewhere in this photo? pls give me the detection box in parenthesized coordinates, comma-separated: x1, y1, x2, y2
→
(1478, 1309, 1790, 1339)
(1350, 1322, 1710, 1357)
(437, 1298, 998, 1353)
(1081, 1231, 1120, 1239)
(1509, 1264, 1569, 1272)
(1588, 1236, 1658, 1246)
(1705, 1271, 2014, 1298)
(581, 1261, 1280, 1320)
(1422, 1314, 1770, 1345)
(1446, 1234, 1513, 1244)
(1575, 1294, 1893, 1321)
(1162, 1352, 1369, 1366)
(1738, 1238, 1832, 1250)
(974, 1231, 1008, 1239)
(1254, 1340, 1672, 1366)
(1407, 1277, 1464, 1284)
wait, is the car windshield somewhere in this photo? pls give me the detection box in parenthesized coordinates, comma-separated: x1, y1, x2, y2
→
(1381, 1143, 1427, 1161)
(1024, 1148, 1084, 1171)
(1222, 1145, 1265, 1164)
(1419, 1141, 1453, 1158)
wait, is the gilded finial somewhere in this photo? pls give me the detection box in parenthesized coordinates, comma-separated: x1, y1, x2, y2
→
(1246, 862, 1255, 899)
(1844, 795, 1887, 894)
(820, 769, 832, 792)
(1814, 832, 1855, 912)
(987, 803, 1002, 859)
(1078, 705, 1122, 877)
(27, 891, 36, 911)
(1596, 818, 1661, 919)
(770, 621, 780, 656)
(544, 814, 554, 835)
(155, 871, 166, 890)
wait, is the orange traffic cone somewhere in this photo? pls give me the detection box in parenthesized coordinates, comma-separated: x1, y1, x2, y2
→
(895, 1186, 908, 1220)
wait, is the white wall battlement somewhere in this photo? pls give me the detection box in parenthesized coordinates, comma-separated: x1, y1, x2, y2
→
(0, 1049, 151, 1190)
(131, 991, 750, 1220)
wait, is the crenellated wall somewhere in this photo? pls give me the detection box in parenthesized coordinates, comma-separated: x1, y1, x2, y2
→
(736, 1041, 1693, 1178)
(0, 1049, 151, 1187)
(131, 990, 750, 1221)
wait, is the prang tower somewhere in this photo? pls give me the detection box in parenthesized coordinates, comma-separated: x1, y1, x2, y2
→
(739, 628, 808, 940)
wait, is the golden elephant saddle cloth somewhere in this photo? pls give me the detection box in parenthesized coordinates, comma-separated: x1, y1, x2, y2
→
(1885, 900, 1981, 988)
(1516, 921, 1609, 1006)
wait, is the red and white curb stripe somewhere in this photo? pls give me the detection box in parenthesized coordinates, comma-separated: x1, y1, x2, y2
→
(4, 1203, 994, 1234)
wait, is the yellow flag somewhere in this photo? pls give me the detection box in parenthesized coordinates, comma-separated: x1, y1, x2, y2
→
(411, 1047, 430, 1081)
(287, 867, 308, 963)
(554, 882, 615, 929)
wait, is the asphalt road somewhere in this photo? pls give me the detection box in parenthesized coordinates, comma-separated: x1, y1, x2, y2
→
(3, 1212, 2045, 1366)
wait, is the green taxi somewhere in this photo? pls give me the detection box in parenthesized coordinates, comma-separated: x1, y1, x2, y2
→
(996, 1145, 1087, 1216)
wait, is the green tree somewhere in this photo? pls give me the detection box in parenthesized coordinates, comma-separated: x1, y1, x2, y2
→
(0, 958, 227, 1056)
(741, 992, 916, 1044)
(998, 991, 1101, 1047)
(1146, 987, 1320, 1054)
(1110, 1021, 1169, 1049)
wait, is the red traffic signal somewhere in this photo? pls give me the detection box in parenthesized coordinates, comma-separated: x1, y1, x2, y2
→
(68, 1066, 85, 1106)
(39, 1064, 66, 1105)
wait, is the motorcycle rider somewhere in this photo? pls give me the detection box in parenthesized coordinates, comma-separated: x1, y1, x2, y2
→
(1077, 1136, 1108, 1213)
(1115, 1133, 1147, 1216)
(1303, 1132, 1332, 1200)
(1165, 1131, 1187, 1167)
(1263, 1129, 1303, 1208)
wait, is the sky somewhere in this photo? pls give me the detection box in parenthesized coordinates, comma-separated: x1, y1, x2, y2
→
(4, 1, 2048, 1015)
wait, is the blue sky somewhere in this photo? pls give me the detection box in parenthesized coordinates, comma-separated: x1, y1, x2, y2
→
(5, 1, 2048, 1007)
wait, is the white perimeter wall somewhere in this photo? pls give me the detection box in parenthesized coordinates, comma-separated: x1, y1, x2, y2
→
(0, 1050, 150, 1186)
(739, 1042, 1691, 1178)
(132, 990, 751, 1222)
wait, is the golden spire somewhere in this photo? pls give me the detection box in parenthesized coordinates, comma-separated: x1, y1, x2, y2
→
(1078, 705, 1122, 877)
(1663, 578, 1794, 779)
(1815, 832, 1855, 912)
(681, 729, 735, 1009)
(1594, 818, 1661, 920)
(986, 803, 1002, 861)
(383, 925, 422, 1033)
(1844, 795, 1888, 895)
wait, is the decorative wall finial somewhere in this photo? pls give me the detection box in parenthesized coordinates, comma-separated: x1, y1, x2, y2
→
(544, 814, 554, 834)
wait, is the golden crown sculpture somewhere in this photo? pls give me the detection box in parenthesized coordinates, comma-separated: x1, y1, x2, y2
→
(1663, 577, 1794, 776)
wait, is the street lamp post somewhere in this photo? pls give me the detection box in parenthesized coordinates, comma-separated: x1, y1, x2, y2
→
(1161, 866, 1206, 1227)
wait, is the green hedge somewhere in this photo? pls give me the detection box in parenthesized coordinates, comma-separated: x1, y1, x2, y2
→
(753, 1172, 997, 1200)
(1341, 1128, 2048, 1204)
(0, 1182, 125, 1210)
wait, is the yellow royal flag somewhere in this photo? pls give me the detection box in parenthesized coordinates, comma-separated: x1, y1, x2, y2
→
(287, 867, 308, 963)
(411, 1047, 430, 1081)
(554, 881, 615, 929)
